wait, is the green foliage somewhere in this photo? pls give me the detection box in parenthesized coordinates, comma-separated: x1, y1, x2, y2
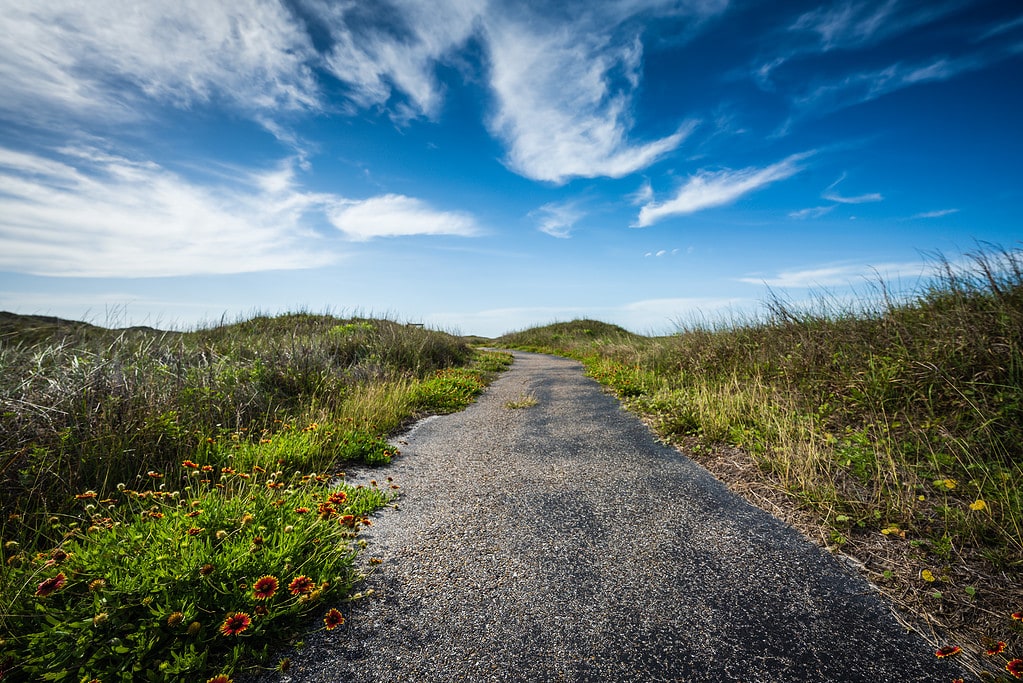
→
(0, 458, 391, 681)
(0, 313, 509, 681)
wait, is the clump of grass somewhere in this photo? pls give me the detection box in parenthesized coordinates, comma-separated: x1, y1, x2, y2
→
(497, 246, 1023, 677)
(0, 312, 511, 681)
(504, 392, 538, 409)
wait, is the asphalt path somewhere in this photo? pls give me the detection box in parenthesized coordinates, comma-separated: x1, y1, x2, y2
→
(263, 351, 962, 682)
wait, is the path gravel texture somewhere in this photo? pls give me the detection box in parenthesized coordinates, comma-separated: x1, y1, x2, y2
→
(261, 351, 963, 682)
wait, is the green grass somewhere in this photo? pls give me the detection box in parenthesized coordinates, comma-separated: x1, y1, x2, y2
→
(498, 246, 1023, 678)
(0, 313, 511, 681)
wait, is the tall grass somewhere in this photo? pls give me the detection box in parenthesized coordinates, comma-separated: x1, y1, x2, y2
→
(0, 312, 509, 681)
(498, 246, 1023, 673)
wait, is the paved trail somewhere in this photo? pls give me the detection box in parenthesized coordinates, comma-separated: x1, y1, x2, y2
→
(265, 352, 961, 682)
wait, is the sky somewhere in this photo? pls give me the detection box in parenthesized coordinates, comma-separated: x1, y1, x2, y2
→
(0, 0, 1021, 337)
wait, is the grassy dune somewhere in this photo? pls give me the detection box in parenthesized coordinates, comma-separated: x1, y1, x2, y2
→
(0, 313, 510, 681)
(499, 247, 1023, 679)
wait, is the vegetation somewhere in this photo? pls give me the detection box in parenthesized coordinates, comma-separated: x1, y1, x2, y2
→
(0, 312, 511, 682)
(499, 247, 1023, 680)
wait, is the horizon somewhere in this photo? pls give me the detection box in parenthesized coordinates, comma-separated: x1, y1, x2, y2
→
(1, 1, 1021, 338)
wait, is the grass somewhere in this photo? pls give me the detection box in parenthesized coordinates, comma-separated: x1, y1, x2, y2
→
(498, 246, 1023, 681)
(0, 312, 511, 682)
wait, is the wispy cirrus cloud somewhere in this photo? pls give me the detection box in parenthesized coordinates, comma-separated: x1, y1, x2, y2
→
(0, 146, 334, 278)
(0, 1, 320, 127)
(0, 145, 482, 277)
(738, 260, 929, 288)
(821, 174, 883, 204)
(533, 201, 586, 239)
(789, 206, 834, 219)
(328, 194, 481, 241)
(911, 208, 959, 219)
(483, 18, 699, 183)
(633, 152, 812, 227)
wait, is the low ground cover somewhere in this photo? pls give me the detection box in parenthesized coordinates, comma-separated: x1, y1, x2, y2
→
(0, 313, 510, 681)
(499, 247, 1023, 681)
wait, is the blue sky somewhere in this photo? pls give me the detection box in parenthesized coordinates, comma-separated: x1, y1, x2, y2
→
(1, 0, 1020, 337)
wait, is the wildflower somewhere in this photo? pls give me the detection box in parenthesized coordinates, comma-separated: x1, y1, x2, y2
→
(148, 512, 165, 519)
(167, 611, 184, 627)
(89, 578, 106, 591)
(970, 499, 987, 511)
(328, 491, 348, 505)
(317, 503, 336, 518)
(254, 604, 269, 616)
(294, 507, 310, 514)
(187, 621, 202, 636)
(253, 575, 279, 600)
(186, 527, 204, 536)
(75, 491, 97, 499)
(986, 641, 1007, 656)
(935, 645, 961, 658)
(182, 460, 199, 469)
(50, 548, 70, 564)
(1013, 611, 1023, 621)
(921, 570, 936, 582)
(220, 612, 252, 636)
(199, 563, 215, 576)
(253, 465, 266, 473)
(339, 515, 356, 528)
(267, 481, 284, 489)
(324, 608, 344, 630)
(216, 530, 228, 540)
(369, 557, 383, 565)
(35, 572, 67, 597)
(185, 510, 202, 518)
(239, 513, 254, 526)
(206, 675, 233, 683)
(147, 471, 164, 479)
(288, 575, 315, 595)
(202, 465, 214, 472)
(278, 658, 291, 673)
(237, 473, 251, 479)
(1008, 660, 1023, 679)
(92, 611, 109, 626)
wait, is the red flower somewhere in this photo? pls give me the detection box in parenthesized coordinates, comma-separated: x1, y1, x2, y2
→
(339, 514, 356, 528)
(986, 641, 1007, 656)
(219, 612, 251, 636)
(288, 575, 314, 595)
(294, 507, 310, 514)
(328, 491, 348, 505)
(1013, 611, 1023, 621)
(147, 471, 164, 479)
(324, 608, 344, 630)
(182, 460, 199, 469)
(186, 527, 204, 536)
(935, 645, 961, 658)
(252, 575, 279, 600)
(206, 675, 233, 683)
(35, 572, 66, 597)
(1007, 659, 1023, 679)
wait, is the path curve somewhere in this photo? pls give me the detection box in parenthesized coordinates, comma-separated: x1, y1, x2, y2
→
(261, 351, 961, 682)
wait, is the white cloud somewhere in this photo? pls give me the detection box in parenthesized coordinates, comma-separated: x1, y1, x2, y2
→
(633, 152, 812, 227)
(533, 201, 585, 239)
(789, 205, 834, 219)
(484, 17, 699, 183)
(312, 0, 479, 121)
(327, 194, 481, 241)
(0, 146, 336, 278)
(0, 1, 320, 126)
(0, 145, 480, 277)
(738, 261, 930, 288)
(821, 174, 883, 204)
(790, 0, 900, 50)
(912, 208, 959, 219)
